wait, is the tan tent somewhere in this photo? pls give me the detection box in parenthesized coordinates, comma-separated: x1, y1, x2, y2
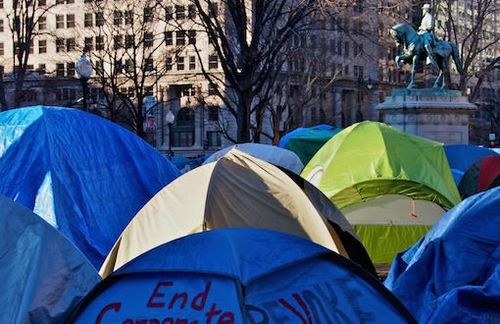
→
(100, 150, 374, 277)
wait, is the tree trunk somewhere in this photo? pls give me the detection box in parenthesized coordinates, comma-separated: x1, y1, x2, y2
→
(0, 66, 7, 111)
(13, 69, 27, 109)
(236, 89, 252, 143)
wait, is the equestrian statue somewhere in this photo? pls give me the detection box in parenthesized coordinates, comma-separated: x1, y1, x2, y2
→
(390, 4, 464, 89)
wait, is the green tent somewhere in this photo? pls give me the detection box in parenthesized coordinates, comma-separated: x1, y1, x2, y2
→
(301, 121, 461, 264)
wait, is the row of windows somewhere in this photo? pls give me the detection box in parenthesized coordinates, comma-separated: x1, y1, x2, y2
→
(8, 31, 197, 55)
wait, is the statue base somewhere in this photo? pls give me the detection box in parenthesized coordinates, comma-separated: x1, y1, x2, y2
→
(376, 88, 476, 144)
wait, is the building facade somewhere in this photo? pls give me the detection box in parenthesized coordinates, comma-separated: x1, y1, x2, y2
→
(3, 0, 494, 155)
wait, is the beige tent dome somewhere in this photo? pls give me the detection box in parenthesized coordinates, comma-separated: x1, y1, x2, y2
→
(100, 151, 374, 277)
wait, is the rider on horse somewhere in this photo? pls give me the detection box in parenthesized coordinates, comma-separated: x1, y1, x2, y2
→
(418, 4, 437, 67)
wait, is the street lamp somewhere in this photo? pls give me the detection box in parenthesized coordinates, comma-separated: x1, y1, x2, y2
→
(165, 109, 175, 160)
(366, 77, 373, 90)
(75, 52, 93, 112)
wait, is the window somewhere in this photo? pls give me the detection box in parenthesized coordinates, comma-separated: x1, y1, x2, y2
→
(176, 5, 186, 20)
(207, 105, 219, 121)
(113, 11, 122, 25)
(38, 39, 47, 53)
(95, 12, 104, 26)
(124, 59, 133, 73)
(95, 36, 104, 50)
(38, 64, 46, 74)
(173, 108, 195, 147)
(38, 0, 46, 6)
(0, 0, 2, 8)
(166, 56, 173, 70)
(145, 86, 154, 96)
(353, 43, 363, 56)
(0, 43, 3, 56)
(56, 38, 65, 52)
(66, 62, 75, 77)
(344, 65, 349, 75)
(176, 56, 184, 70)
(125, 35, 134, 48)
(208, 55, 218, 69)
(94, 60, 104, 75)
(84, 13, 93, 27)
(124, 10, 133, 25)
(310, 35, 317, 48)
(165, 31, 173, 45)
(144, 32, 153, 47)
(66, 0, 74, 3)
(114, 35, 122, 49)
(344, 41, 349, 57)
(66, 38, 76, 51)
(144, 58, 154, 71)
(56, 15, 64, 28)
(188, 30, 196, 45)
(84, 37, 93, 51)
(165, 6, 173, 21)
(56, 0, 64, 4)
(188, 4, 196, 19)
(66, 14, 75, 28)
(209, 3, 218, 18)
(176, 31, 185, 45)
(144, 7, 154, 23)
(56, 63, 65, 77)
(56, 88, 77, 101)
(207, 131, 221, 146)
(289, 85, 299, 98)
(0, 19, 3, 32)
(189, 56, 196, 70)
(208, 83, 217, 95)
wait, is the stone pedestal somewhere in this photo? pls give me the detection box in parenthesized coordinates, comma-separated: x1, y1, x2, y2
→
(377, 89, 476, 144)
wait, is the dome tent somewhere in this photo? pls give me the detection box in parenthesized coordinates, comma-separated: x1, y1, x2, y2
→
(100, 150, 374, 277)
(69, 228, 415, 323)
(385, 188, 500, 323)
(203, 142, 304, 174)
(0, 195, 99, 323)
(301, 121, 461, 264)
(458, 155, 500, 198)
(278, 124, 342, 165)
(0, 106, 180, 268)
(444, 144, 498, 172)
(444, 144, 498, 184)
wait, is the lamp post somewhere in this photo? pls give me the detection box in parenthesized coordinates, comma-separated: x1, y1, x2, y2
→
(366, 77, 373, 91)
(75, 53, 93, 112)
(165, 110, 175, 160)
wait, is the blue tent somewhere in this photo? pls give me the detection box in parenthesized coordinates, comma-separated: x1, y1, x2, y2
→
(444, 144, 498, 173)
(0, 106, 180, 268)
(69, 228, 415, 323)
(385, 188, 500, 322)
(451, 168, 464, 185)
(0, 195, 100, 323)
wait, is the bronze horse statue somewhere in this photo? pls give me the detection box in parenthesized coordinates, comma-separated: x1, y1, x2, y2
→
(390, 23, 463, 89)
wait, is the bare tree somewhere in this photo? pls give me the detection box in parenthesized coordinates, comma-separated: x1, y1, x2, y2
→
(83, 0, 180, 138)
(258, 29, 340, 144)
(436, 0, 499, 96)
(1, 0, 58, 110)
(184, 0, 319, 143)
